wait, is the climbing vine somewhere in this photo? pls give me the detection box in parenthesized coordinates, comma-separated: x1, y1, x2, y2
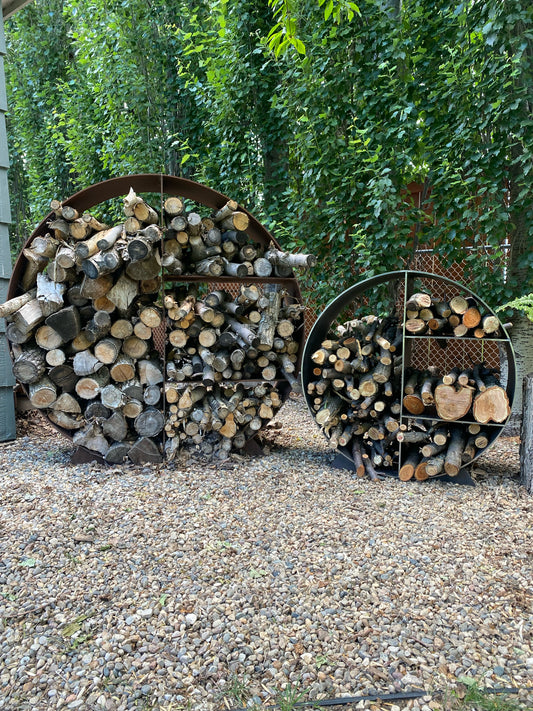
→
(5, 0, 533, 308)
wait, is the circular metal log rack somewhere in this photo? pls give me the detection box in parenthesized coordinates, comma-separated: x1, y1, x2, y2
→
(301, 270, 516, 482)
(7, 174, 305, 462)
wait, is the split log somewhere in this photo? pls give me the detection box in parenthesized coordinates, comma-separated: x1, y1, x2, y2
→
(128, 437, 163, 463)
(21, 248, 48, 291)
(48, 364, 77, 392)
(122, 398, 143, 419)
(75, 368, 110, 400)
(107, 274, 139, 312)
(257, 284, 282, 351)
(73, 423, 109, 455)
(0, 288, 38, 320)
(35, 325, 64, 352)
(48, 411, 84, 430)
(73, 350, 103, 376)
(79, 274, 113, 300)
(105, 441, 132, 464)
(103, 411, 129, 441)
(137, 359, 164, 386)
(32, 235, 60, 259)
(109, 355, 136, 383)
(52, 392, 81, 414)
(125, 251, 161, 281)
(45, 306, 81, 342)
(94, 337, 122, 365)
(36, 273, 65, 317)
(12, 298, 44, 334)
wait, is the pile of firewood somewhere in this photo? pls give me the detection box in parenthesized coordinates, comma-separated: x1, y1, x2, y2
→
(305, 291, 511, 481)
(1, 190, 314, 463)
(404, 291, 504, 338)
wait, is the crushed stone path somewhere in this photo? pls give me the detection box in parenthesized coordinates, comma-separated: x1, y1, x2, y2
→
(0, 395, 531, 710)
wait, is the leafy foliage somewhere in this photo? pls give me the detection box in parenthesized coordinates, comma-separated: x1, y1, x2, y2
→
(4, 0, 533, 310)
(497, 293, 533, 323)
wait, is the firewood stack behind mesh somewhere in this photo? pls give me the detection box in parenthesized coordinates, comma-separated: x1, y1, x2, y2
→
(306, 291, 510, 482)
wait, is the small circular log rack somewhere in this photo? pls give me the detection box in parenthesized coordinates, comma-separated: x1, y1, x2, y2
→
(301, 270, 516, 483)
(7, 174, 305, 464)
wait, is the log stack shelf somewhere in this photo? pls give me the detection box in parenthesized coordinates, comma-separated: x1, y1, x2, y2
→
(4, 175, 310, 464)
(301, 270, 516, 483)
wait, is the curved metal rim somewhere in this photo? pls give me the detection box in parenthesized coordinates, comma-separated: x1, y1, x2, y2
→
(301, 269, 517, 478)
(8, 174, 290, 299)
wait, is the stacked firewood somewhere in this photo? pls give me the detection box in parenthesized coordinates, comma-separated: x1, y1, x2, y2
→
(307, 314, 404, 480)
(404, 291, 504, 338)
(305, 290, 511, 482)
(1, 190, 313, 463)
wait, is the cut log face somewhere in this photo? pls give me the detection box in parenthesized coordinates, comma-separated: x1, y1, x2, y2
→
(435, 384, 473, 421)
(29, 376, 57, 408)
(473, 386, 511, 424)
(13, 348, 46, 384)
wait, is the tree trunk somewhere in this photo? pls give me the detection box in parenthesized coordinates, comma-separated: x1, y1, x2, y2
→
(520, 373, 533, 494)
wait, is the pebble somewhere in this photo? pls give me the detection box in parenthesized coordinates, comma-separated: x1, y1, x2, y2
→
(0, 398, 531, 710)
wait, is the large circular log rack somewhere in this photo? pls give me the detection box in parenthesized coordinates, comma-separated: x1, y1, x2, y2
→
(7, 174, 305, 464)
(301, 270, 516, 483)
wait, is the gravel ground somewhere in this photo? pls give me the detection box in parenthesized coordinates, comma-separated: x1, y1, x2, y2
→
(0, 395, 532, 711)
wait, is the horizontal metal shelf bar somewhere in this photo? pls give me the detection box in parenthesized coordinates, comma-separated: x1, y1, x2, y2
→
(404, 334, 508, 343)
(400, 414, 506, 427)
(163, 275, 297, 285)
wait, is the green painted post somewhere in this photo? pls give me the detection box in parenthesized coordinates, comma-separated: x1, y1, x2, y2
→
(0, 13, 17, 441)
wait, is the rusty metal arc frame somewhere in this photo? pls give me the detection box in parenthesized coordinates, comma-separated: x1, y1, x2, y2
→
(7, 174, 304, 449)
(301, 269, 517, 478)
(9, 173, 299, 296)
